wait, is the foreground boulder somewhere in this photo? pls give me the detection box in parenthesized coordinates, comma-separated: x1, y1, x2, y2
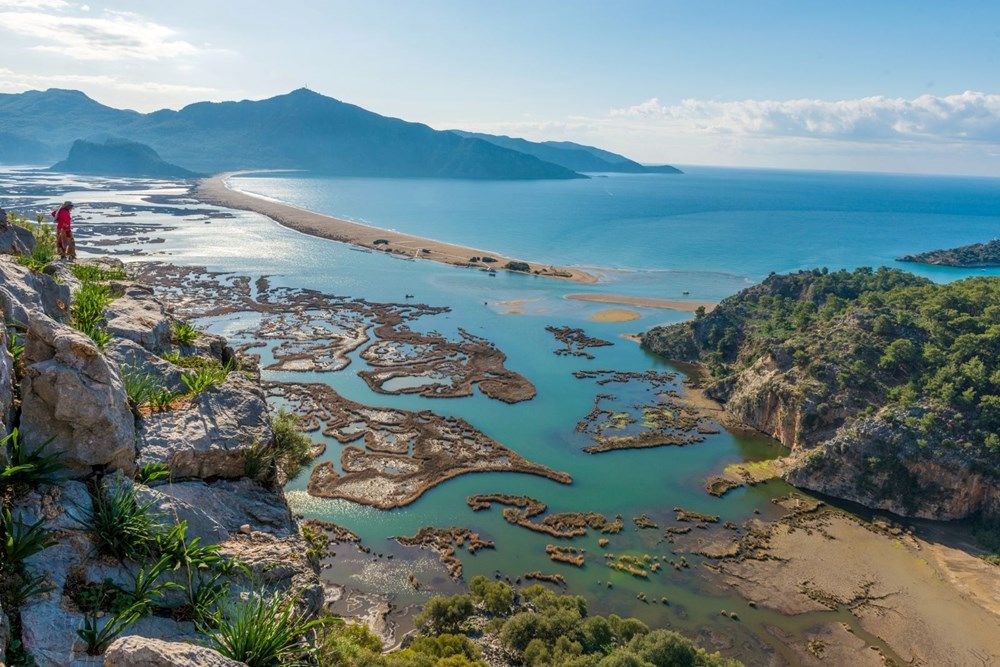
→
(138, 372, 272, 479)
(20, 309, 136, 475)
(0, 208, 36, 256)
(103, 285, 172, 353)
(0, 256, 70, 322)
(103, 636, 244, 667)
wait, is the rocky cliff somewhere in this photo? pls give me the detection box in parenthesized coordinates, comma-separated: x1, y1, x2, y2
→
(642, 268, 1000, 521)
(898, 238, 1000, 268)
(0, 220, 321, 665)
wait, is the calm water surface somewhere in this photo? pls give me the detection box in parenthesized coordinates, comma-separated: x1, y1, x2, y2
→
(3, 166, 996, 663)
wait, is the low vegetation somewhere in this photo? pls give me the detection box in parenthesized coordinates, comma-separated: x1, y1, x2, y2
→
(70, 280, 115, 349)
(69, 263, 127, 282)
(171, 319, 201, 346)
(9, 212, 56, 273)
(269, 408, 314, 481)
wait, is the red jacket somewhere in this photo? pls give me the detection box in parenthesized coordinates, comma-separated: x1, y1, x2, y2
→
(52, 207, 72, 231)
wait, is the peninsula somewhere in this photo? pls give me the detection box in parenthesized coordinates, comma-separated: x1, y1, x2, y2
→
(194, 173, 598, 283)
(897, 238, 1000, 267)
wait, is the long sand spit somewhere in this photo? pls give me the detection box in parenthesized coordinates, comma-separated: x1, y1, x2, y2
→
(194, 173, 597, 283)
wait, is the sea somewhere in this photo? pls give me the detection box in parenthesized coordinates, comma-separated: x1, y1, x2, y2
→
(2, 165, 998, 663)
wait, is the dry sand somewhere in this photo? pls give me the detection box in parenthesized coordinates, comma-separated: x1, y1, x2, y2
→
(590, 308, 641, 322)
(194, 173, 597, 283)
(565, 292, 717, 312)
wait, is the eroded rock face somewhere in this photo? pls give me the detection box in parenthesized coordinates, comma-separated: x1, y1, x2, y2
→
(103, 636, 244, 667)
(137, 478, 297, 544)
(219, 533, 323, 616)
(0, 257, 71, 323)
(0, 208, 37, 256)
(0, 327, 14, 442)
(786, 410, 1000, 520)
(20, 309, 136, 475)
(103, 285, 172, 353)
(106, 338, 186, 393)
(138, 372, 272, 479)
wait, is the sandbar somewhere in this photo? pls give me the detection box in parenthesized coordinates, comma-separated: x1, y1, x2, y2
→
(194, 173, 597, 283)
(590, 308, 640, 322)
(566, 293, 717, 312)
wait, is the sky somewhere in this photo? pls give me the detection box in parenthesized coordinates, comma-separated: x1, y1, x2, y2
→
(2, 0, 1000, 175)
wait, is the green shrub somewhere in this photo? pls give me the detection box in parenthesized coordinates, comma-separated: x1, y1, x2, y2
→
(7, 329, 24, 367)
(203, 590, 327, 667)
(181, 361, 232, 395)
(414, 594, 475, 635)
(469, 575, 514, 616)
(15, 216, 56, 272)
(119, 554, 181, 617)
(149, 387, 180, 412)
(2, 507, 56, 564)
(388, 634, 484, 666)
(171, 320, 202, 346)
(270, 408, 314, 481)
(78, 481, 158, 560)
(0, 429, 63, 487)
(626, 629, 740, 666)
(78, 601, 144, 655)
(315, 618, 383, 667)
(120, 364, 162, 412)
(70, 281, 115, 349)
(136, 461, 171, 485)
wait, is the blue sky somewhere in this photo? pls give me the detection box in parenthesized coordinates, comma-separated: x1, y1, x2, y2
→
(2, 0, 1000, 174)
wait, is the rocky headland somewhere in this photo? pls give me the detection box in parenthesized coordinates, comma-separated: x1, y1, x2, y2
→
(897, 238, 1000, 267)
(641, 267, 1000, 521)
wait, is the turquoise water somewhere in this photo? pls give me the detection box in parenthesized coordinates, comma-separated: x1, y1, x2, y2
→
(232, 167, 1000, 302)
(4, 166, 997, 663)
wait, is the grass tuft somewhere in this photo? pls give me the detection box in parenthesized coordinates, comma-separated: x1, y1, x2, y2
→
(171, 320, 201, 346)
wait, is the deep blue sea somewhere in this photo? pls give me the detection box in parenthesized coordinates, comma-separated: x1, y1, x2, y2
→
(232, 166, 1000, 302)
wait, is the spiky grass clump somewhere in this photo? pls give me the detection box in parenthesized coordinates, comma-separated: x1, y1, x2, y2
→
(204, 590, 327, 667)
(69, 263, 127, 282)
(2, 507, 56, 564)
(171, 320, 201, 346)
(120, 365, 162, 413)
(181, 360, 232, 395)
(0, 429, 63, 488)
(13, 214, 56, 273)
(78, 481, 158, 561)
(70, 281, 115, 349)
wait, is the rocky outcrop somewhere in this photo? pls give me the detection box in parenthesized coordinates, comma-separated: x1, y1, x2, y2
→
(20, 309, 136, 475)
(0, 208, 36, 256)
(137, 478, 297, 543)
(219, 533, 324, 615)
(0, 257, 71, 323)
(642, 268, 999, 520)
(103, 285, 172, 353)
(105, 338, 186, 393)
(103, 636, 244, 667)
(138, 373, 272, 479)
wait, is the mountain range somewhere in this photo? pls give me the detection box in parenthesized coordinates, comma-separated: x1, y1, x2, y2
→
(0, 88, 680, 180)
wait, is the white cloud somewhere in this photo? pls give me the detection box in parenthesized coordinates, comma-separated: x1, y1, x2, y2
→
(610, 92, 1000, 144)
(0, 67, 216, 98)
(0, 1, 70, 8)
(0, 7, 198, 60)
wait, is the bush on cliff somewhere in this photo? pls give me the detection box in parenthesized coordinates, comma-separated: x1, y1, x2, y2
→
(641, 268, 1000, 512)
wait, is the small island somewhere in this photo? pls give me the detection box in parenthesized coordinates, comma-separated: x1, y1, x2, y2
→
(897, 238, 1000, 267)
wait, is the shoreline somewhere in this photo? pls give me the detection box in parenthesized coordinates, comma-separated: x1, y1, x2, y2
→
(193, 172, 598, 284)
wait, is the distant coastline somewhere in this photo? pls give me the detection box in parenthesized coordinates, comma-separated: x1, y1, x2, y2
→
(193, 173, 598, 284)
(897, 238, 1000, 268)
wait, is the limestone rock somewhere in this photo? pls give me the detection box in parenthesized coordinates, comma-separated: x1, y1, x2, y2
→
(104, 285, 172, 353)
(103, 636, 243, 667)
(0, 326, 14, 441)
(21, 532, 93, 666)
(13, 480, 92, 531)
(184, 331, 234, 365)
(0, 256, 71, 322)
(0, 600, 9, 667)
(219, 533, 323, 615)
(138, 372, 272, 479)
(20, 309, 136, 475)
(0, 208, 37, 256)
(136, 478, 297, 544)
(106, 338, 186, 393)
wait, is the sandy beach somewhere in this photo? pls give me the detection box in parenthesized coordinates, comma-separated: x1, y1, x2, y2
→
(194, 173, 597, 283)
(565, 292, 716, 312)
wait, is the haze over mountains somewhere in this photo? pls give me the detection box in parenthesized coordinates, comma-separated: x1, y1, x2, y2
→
(0, 88, 680, 179)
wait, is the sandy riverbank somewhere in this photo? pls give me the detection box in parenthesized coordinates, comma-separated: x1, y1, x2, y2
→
(194, 173, 597, 283)
(565, 292, 716, 312)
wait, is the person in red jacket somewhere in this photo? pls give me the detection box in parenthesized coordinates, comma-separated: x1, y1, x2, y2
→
(52, 201, 76, 261)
